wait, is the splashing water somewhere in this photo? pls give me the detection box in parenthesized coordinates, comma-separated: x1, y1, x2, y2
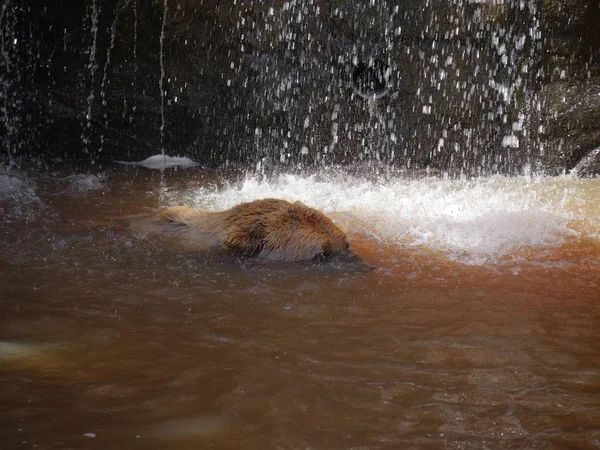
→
(163, 173, 600, 266)
(0, 167, 44, 212)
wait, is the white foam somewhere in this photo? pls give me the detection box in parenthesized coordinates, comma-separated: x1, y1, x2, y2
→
(116, 154, 198, 170)
(0, 170, 40, 203)
(0, 169, 44, 217)
(63, 173, 106, 193)
(166, 174, 600, 265)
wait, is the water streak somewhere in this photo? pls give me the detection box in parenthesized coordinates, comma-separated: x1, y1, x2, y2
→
(158, 0, 168, 164)
(82, 0, 100, 155)
(98, 2, 123, 157)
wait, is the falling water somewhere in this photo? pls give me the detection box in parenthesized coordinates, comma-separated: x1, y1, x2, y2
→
(158, 0, 168, 165)
(82, 0, 99, 155)
(132, 0, 138, 67)
(229, 0, 546, 174)
(0, 0, 596, 173)
(0, 0, 21, 159)
(126, 0, 139, 133)
(0, 3, 13, 156)
(98, 2, 122, 158)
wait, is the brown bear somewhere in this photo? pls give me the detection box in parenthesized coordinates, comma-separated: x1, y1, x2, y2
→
(117, 198, 350, 261)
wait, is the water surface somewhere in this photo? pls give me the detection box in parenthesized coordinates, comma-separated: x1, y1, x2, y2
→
(1, 166, 599, 449)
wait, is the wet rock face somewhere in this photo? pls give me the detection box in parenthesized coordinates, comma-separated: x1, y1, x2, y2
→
(539, 81, 600, 174)
(571, 147, 600, 177)
(1, 0, 599, 176)
(536, 0, 600, 175)
(541, 0, 600, 63)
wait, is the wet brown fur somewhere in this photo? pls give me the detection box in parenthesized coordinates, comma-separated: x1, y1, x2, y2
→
(116, 198, 350, 261)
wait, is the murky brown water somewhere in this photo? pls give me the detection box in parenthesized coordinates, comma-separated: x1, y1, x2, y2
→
(1, 166, 600, 449)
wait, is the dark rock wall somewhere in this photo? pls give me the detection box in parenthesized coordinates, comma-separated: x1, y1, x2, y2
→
(538, 0, 600, 174)
(1, 0, 599, 175)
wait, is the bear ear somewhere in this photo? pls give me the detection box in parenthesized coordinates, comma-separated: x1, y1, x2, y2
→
(287, 201, 307, 215)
